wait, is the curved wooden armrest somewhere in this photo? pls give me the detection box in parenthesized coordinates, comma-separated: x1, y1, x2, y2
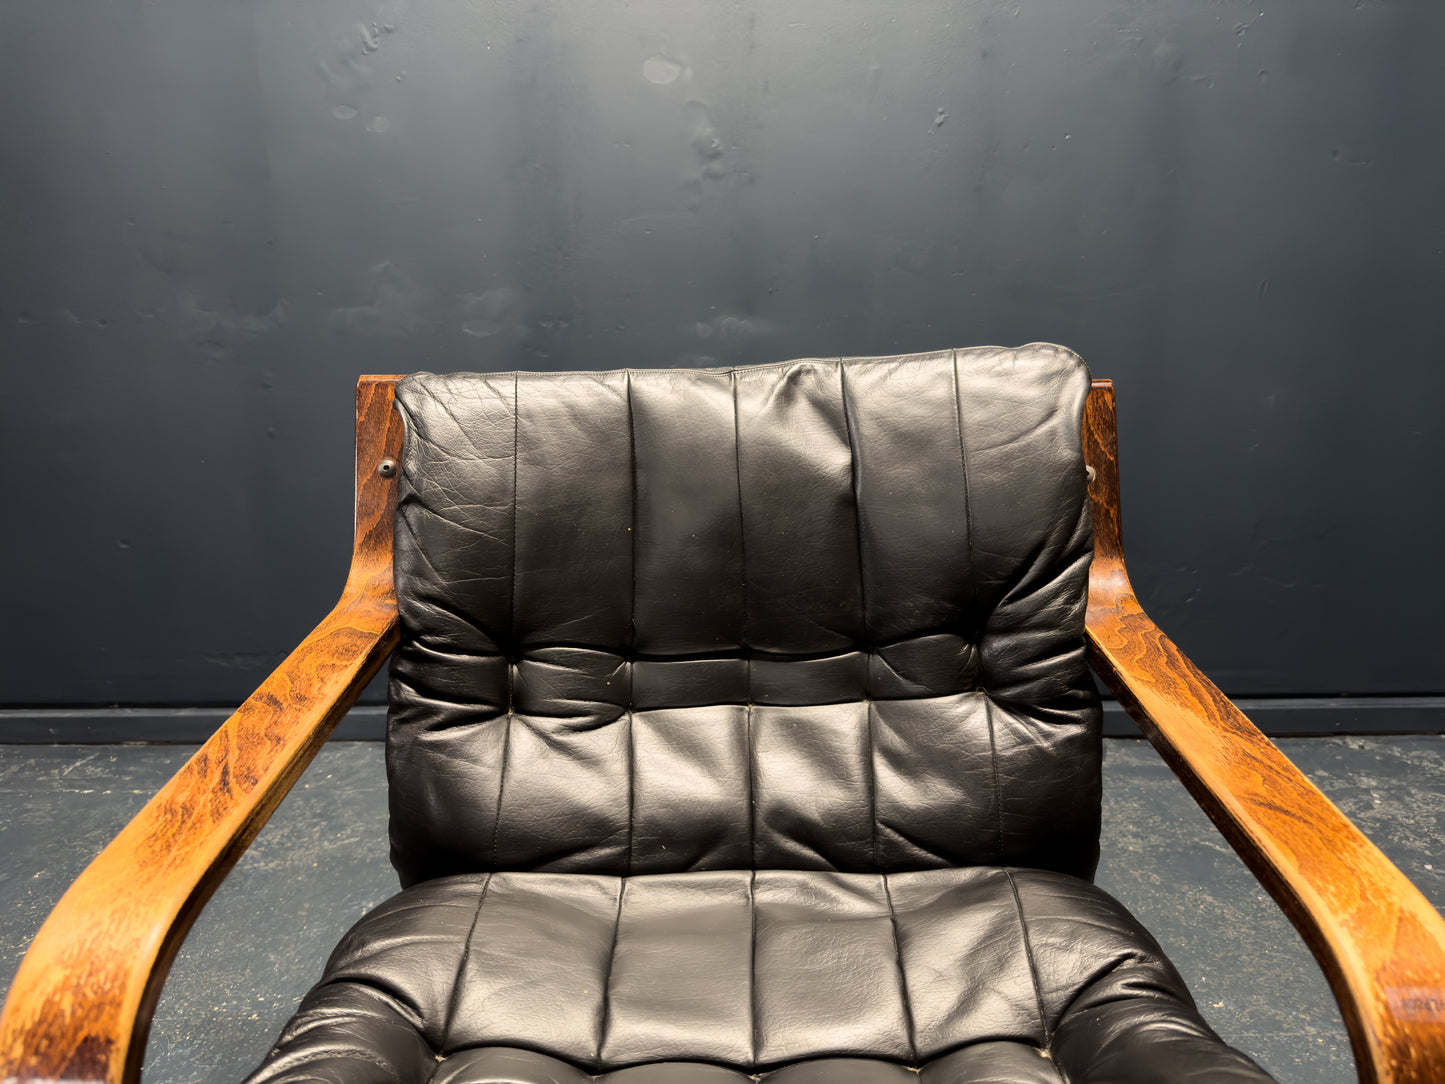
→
(0, 377, 405, 1084)
(1083, 380, 1445, 1084)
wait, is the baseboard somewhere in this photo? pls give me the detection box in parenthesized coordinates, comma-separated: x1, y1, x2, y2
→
(1101, 696, 1445, 737)
(1, 697, 1442, 744)
(0, 705, 391, 743)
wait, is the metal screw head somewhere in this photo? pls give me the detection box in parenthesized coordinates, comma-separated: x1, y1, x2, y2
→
(378, 458, 397, 478)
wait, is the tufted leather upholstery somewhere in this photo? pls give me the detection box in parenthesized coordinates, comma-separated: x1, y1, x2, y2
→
(247, 346, 1275, 1083)
(386, 346, 1101, 886)
(250, 869, 1272, 1082)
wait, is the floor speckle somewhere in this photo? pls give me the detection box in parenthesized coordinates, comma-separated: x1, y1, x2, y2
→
(2, 734, 1441, 1084)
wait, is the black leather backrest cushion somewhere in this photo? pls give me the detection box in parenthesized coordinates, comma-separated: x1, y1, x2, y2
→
(387, 345, 1101, 886)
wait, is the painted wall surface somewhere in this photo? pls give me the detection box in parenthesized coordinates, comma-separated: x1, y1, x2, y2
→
(3, 1, 1442, 712)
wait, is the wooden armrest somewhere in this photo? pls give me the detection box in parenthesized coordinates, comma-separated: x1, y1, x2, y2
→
(1083, 380, 1445, 1084)
(0, 377, 405, 1084)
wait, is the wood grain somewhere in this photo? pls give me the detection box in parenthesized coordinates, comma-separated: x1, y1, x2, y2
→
(1083, 379, 1445, 1084)
(0, 377, 405, 1084)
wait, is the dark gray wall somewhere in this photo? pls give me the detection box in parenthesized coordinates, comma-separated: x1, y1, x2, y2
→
(3, 1, 1442, 725)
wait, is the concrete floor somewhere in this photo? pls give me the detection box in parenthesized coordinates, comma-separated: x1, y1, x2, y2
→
(2, 735, 1443, 1084)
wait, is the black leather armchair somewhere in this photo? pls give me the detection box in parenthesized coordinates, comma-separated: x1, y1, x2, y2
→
(4, 345, 1443, 1084)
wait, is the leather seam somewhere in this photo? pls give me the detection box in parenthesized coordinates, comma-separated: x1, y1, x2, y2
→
(950, 349, 983, 637)
(744, 700, 756, 868)
(436, 872, 494, 1057)
(880, 872, 919, 1065)
(731, 370, 750, 657)
(509, 369, 521, 654)
(748, 868, 759, 1070)
(965, 356, 1011, 872)
(951, 349, 984, 691)
(626, 371, 637, 877)
(960, 359, 1006, 864)
(984, 695, 1006, 865)
(490, 373, 520, 868)
(838, 359, 881, 872)
(625, 711, 637, 877)
(733, 370, 757, 870)
(596, 877, 627, 1072)
(864, 695, 881, 870)
(490, 715, 513, 869)
(440, 637, 969, 664)
(1005, 867, 1054, 1047)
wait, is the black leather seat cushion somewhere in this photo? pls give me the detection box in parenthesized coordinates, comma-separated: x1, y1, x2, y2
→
(249, 868, 1271, 1082)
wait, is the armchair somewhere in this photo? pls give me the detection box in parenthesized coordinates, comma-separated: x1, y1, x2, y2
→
(2, 345, 1442, 1084)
